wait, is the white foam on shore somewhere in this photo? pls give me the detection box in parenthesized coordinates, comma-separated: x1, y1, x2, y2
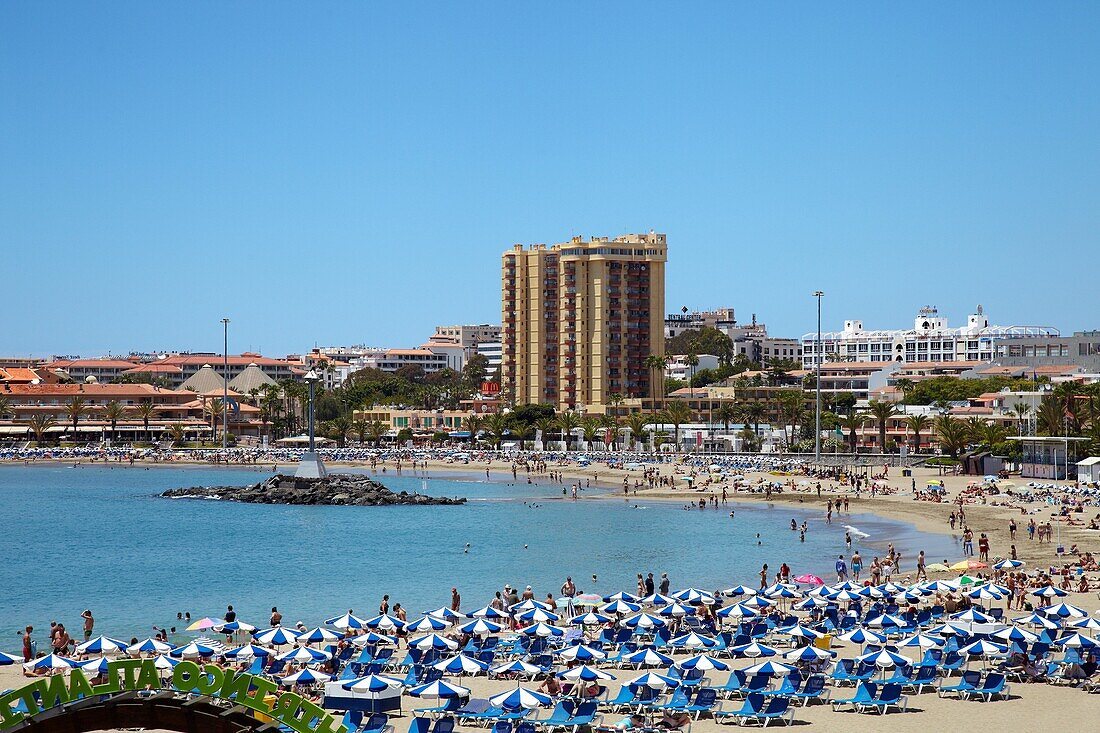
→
(844, 524, 870, 539)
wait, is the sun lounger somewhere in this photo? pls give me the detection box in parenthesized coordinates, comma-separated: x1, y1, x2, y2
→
(937, 670, 981, 698)
(784, 675, 829, 706)
(360, 713, 394, 733)
(735, 697, 793, 727)
(831, 682, 877, 711)
(959, 673, 1009, 701)
(712, 693, 764, 724)
(853, 682, 907, 714)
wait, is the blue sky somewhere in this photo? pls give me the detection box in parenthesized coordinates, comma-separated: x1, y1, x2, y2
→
(4, 3, 1099, 357)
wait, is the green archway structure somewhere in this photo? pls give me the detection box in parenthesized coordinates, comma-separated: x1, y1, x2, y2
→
(0, 660, 346, 733)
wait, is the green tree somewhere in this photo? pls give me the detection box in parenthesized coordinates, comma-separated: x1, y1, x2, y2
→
(353, 419, 369, 445)
(0, 396, 12, 420)
(904, 414, 931, 454)
(483, 412, 510, 449)
(463, 414, 484, 442)
(329, 415, 351, 447)
(103, 400, 126, 443)
(580, 416, 602, 448)
(661, 402, 693, 450)
(134, 400, 158, 442)
(934, 415, 970, 458)
(838, 412, 868, 453)
(167, 423, 186, 447)
(866, 400, 899, 453)
(555, 411, 581, 451)
(511, 422, 534, 450)
(366, 420, 389, 446)
(64, 395, 89, 439)
(1037, 394, 1065, 436)
(623, 412, 651, 450)
(534, 416, 557, 449)
(643, 354, 670, 410)
(203, 398, 224, 442)
(665, 326, 734, 364)
(27, 414, 57, 445)
(715, 403, 737, 434)
(1008, 401, 1033, 435)
(741, 401, 766, 438)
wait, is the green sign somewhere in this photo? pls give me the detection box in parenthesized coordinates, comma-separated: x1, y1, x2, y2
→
(0, 659, 347, 733)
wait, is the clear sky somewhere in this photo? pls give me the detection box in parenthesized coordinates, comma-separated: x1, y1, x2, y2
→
(4, 3, 1099, 357)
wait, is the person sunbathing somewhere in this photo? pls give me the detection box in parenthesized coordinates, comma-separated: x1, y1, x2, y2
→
(657, 711, 691, 730)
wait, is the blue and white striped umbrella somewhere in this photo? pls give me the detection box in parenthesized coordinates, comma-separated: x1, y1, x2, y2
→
(170, 641, 220, 658)
(78, 656, 112, 675)
(153, 654, 180, 670)
(832, 581, 862, 591)
(600, 600, 641, 615)
(558, 664, 617, 681)
(776, 624, 822, 640)
(570, 612, 612, 626)
(518, 622, 564, 638)
(223, 643, 274, 659)
(899, 633, 946, 649)
(127, 638, 172, 655)
(959, 640, 1008, 657)
(604, 591, 641, 603)
(510, 599, 551, 613)
(253, 627, 301, 646)
(468, 605, 510, 620)
(857, 586, 887, 599)
(1069, 617, 1100, 633)
(515, 608, 560, 623)
(951, 609, 995, 624)
(672, 588, 717, 605)
(967, 586, 1005, 602)
(622, 612, 667, 629)
(405, 616, 451, 633)
(299, 627, 343, 643)
(677, 654, 730, 671)
(281, 669, 332, 686)
(893, 591, 926, 604)
(431, 653, 489, 674)
(670, 632, 718, 649)
(717, 603, 760, 619)
(488, 687, 554, 710)
(741, 661, 796, 677)
(722, 585, 758, 598)
(343, 674, 406, 692)
(865, 613, 907, 628)
(782, 646, 835, 663)
(657, 602, 697, 617)
(622, 649, 674, 668)
(627, 672, 680, 689)
(793, 597, 831, 610)
(350, 632, 398, 647)
(0, 651, 21, 665)
(1041, 602, 1088, 619)
(365, 613, 407, 631)
(555, 644, 607, 662)
(326, 612, 368, 630)
(992, 626, 1040, 644)
(1031, 585, 1068, 598)
(75, 636, 129, 655)
(1012, 613, 1061, 630)
(740, 595, 774, 609)
(920, 581, 955, 592)
(1056, 632, 1099, 649)
(856, 649, 912, 668)
(24, 654, 75, 671)
(216, 620, 258, 634)
(763, 584, 802, 600)
(838, 628, 887, 646)
(993, 559, 1025, 570)
(490, 659, 542, 677)
(424, 607, 468, 622)
(458, 619, 504, 636)
(409, 633, 460, 651)
(879, 582, 908, 594)
(730, 642, 778, 659)
(276, 646, 331, 663)
(830, 590, 863, 602)
(408, 680, 470, 698)
(927, 622, 971, 637)
(639, 593, 676, 607)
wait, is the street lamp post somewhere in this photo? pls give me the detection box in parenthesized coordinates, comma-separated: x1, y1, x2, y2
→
(306, 369, 317, 453)
(221, 318, 229, 451)
(295, 369, 327, 479)
(813, 291, 824, 463)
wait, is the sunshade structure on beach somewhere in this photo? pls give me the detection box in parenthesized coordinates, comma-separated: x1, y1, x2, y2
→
(1041, 602, 1089, 619)
(281, 669, 332, 686)
(350, 632, 397, 647)
(488, 687, 554, 710)
(365, 613, 407, 632)
(77, 657, 112, 675)
(514, 608, 560, 624)
(170, 641, 220, 658)
(299, 627, 343, 643)
(343, 674, 405, 693)
(741, 660, 796, 677)
(622, 612, 666, 629)
(223, 643, 274, 659)
(676, 654, 730, 671)
(783, 645, 835, 663)
(570, 612, 612, 626)
(405, 616, 451, 633)
(622, 649, 674, 668)
(626, 672, 679, 689)
(555, 644, 607, 662)
(600, 600, 641, 615)
(75, 636, 129, 655)
(408, 680, 470, 699)
(458, 619, 504, 636)
(431, 653, 489, 675)
(409, 633, 460, 651)
(0, 651, 21, 665)
(558, 665, 617, 684)
(276, 646, 331, 664)
(185, 616, 225, 632)
(127, 638, 172, 655)
(489, 659, 541, 678)
(253, 627, 301, 646)
(326, 612, 368, 630)
(468, 605, 510, 620)
(518, 622, 564, 637)
(24, 654, 75, 672)
(730, 642, 778, 659)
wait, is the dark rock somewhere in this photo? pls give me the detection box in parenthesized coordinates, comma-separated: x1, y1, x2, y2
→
(161, 474, 466, 506)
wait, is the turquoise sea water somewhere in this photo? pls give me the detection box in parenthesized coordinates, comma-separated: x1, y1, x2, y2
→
(1, 464, 960, 637)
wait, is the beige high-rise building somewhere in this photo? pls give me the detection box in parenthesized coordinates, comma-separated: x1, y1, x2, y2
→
(501, 233, 667, 411)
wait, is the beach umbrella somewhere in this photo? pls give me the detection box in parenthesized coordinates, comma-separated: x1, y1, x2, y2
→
(1041, 602, 1088, 619)
(622, 649, 675, 668)
(570, 612, 612, 626)
(741, 595, 774, 609)
(622, 612, 667, 629)
(299, 627, 344, 643)
(1056, 632, 1099, 649)
(967, 586, 1005, 602)
(24, 654, 75, 671)
(408, 680, 470, 699)
(927, 622, 971, 637)
(893, 591, 926, 605)
(677, 654, 730, 672)
(792, 574, 825, 586)
(865, 613, 907, 629)
(923, 563, 951, 573)
(510, 599, 551, 613)
(468, 605, 510, 620)
(856, 649, 912, 669)
(601, 600, 641, 615)
(783, 646, 835, 663)
(216, 620, 257, 634)
(722, 585, 758, 598)
(365, 613, 406, 632)
(951, 609, 995, 624)
(793, 597, 832, 611)
(657, 602, 697, 617)
(1069, 617, 1100, 632)
(170, 641, 220, 658)
(830, 590, 863, 603)
(920, 580, 954, 592)
(776, 624, 822, 641)
(833, 581, 862, 591)
(276, 646, 331, 663)
(1031, 585, 1068, 598)
(993, 559, 1025, 570)
(185, 617, 225, 632)
(409, 633, 460, 651)
(343, 673, 406, 692)
(75, 636, 129, 655)
(405, 616, 451, 633)
(223, 643, 274, 659)
(741, 660, 796, 677)
(899, 633, 946, 650)
(879, 582, 908, 595)
(431, 653, 489, 675)
(626, 672, 680, 689)
(960, 640, 1008, 658)
(571, 593, 604, 607)
(326, 612, 368, 629)
(458, 619, 504, 636)
(951, 560, 988, 571)
(639, 593, 677, 607)
(838, 628, 887, 648)
(424, 607, 467, 622)
(717, 603, 760, 620)
(670, 632, 718, 649)
(489, 659, 542, 677)
(857, 586, 887, 599)
(515, 608, 560, 623)
(253, 627, 301, 646)
(604, 591, 641, 603)
(77, 656, 112, 675)
(488, 687, 554, 710)
(518, 622, 564, 638)
(672, 588, 717, 605)
(127, 638, 172, 655)
(558, 665, 617, 682)
(0, 651, 21, 665)
(1012, 614, 1061, 630)
(556, 644, 607, 662)
(153, 654, 179, 670)
(350, 632, 398, 647)
(281, 668, 332, 686)
(764, 586, 803, 600)
(992, 627, 1040, 644)
(730, 642, 778, 658)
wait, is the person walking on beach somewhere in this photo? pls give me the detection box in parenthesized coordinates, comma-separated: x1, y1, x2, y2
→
(835, 555, 848, 583)
(759, 564, 769, 590)
(20, 626, 33, 662)
(561, 576, 576, 598)
(962, 528, 974, 557)
(1009, 519, 1017, 540)
(978, 533, 990, 562)
(851, 551, 862, 581)
(81, 610, 94, 640)
(645, 573, 655, 596)
(917, 551, 926, 580)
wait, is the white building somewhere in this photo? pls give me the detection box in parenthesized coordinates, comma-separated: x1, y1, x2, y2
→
(360, 349, 448, 374)
(433, 324, 501, 350)
(666, 354, 720, 382)
(801, 306, 1059, 368)
(477, 341, 502, 373)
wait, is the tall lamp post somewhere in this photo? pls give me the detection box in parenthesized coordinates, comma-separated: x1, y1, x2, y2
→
(295, 369, 327, 478)
(813, 291, 824, 463)
(221, 318, 230, 450)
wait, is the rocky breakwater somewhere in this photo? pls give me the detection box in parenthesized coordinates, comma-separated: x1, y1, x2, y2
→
(161, 474, 466, 506)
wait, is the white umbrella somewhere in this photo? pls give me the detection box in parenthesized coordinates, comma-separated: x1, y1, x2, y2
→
(281, 669, 332, 686)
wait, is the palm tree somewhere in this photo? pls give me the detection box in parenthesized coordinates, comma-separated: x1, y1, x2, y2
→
(511, 423, 534, 450)
(866, 400, 899, 453)
(643, 354, 670, 412)
(623, 412, 651, 450)
(964, 416, 989, 442)
(741, 402, 766, 438)
(661, 402, 693, 450)
(555, 412, 581, 451)
(534, 416, 557, 449)
(778, 391, 804, 449)
(684, 352, 700, 397)
(463, 414, 484, 444)
(715, 404, 737, 435)
(203, 398, 224, 442)
(353, 419, 369, 445)
(64, 395, 89, 439)
(330, 415, 351, 447)
(483, 412, 510, 449)
(838, 412, 868, 453)
(103, 400, 126, 444)
(134, 400, 158, 442)
(602, 419, 621, 450)
(1037, 394, 1066, 436)
(366, 420, 389, 447)
(580, 416, 602, 449)
(27, 415, 56, 445)
(934, 415, 971, 459)
(0, 396, 12, 420)
(1009, 401, 1033, 435)
(904, 414, 930, 454)
(167, 423, 186, 447)
(977, 421, 1008, 448)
